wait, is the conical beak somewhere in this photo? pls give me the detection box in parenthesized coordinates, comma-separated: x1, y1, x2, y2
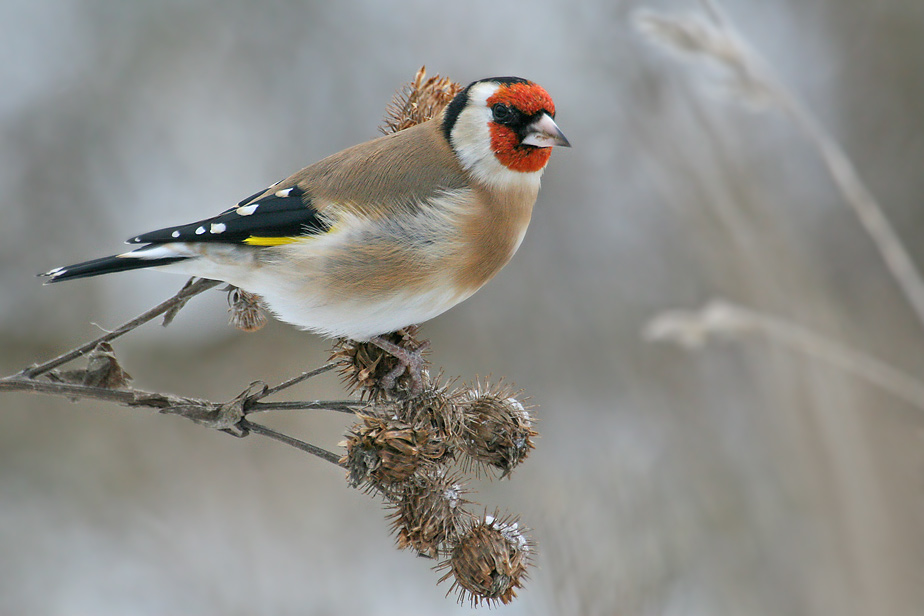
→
(521, 113, 571, 148)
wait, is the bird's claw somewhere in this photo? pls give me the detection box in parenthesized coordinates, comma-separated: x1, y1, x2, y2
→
(369, 335, 430, 396)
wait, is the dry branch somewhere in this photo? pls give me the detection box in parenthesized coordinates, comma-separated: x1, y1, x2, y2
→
(21, 277, 220, 379)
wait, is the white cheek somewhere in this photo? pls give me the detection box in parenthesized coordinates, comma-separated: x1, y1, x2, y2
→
(451, 107, 494, 172)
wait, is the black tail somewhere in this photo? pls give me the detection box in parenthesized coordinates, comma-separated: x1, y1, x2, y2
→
(40, 254, 188, 283)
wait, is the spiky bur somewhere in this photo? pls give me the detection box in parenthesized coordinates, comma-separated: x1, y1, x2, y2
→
(457, 381, 537, 477)
(340, 414, 447, 494)
(437, 511, 534, 607)
(396, 375, 464, 463)
(388, 469, 473, 558)
(227, 286, 268, 332)
(331, 327, 429, 401)
(339, 378, 463, 493)
(380, 66, 463, 135)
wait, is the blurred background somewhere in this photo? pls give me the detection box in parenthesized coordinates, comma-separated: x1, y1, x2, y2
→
(2, 0, 923, 613)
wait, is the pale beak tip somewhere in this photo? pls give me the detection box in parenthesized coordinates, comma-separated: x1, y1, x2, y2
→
(522, 112, 571, 148)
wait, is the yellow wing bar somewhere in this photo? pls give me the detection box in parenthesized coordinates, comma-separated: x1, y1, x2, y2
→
(243, 236, 300, 246)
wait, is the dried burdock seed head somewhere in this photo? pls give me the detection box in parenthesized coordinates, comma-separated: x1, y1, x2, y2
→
(381, 66, 463, 135)
(330, 338, 379, 397)
(331, 327, 429, 401)
(438, 511, 533, 607)
(388, 469, 473, 559)
(227, 286, 268, 332)
(398, 374, 464, 459)
(340, 414, 444, 493)
(457, 381, 537, 477)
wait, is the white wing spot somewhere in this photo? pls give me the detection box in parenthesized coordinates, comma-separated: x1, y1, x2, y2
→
(237, 204, 258, 216)
(275, 187, 293, 198)
(210, 223, 227, 234)
(172, 230, 181, 238)
(195, 226, 206, 235)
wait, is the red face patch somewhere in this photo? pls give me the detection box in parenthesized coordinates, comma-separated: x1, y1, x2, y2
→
(487, 83, 556, 173)
(488, 124, 553, 173)
(487, 82, 556, 117)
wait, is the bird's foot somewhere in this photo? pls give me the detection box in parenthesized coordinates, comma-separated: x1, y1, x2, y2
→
(369, 333, 430, 396)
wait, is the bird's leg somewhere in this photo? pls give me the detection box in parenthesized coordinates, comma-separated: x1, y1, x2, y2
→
(368, 335, 430, 395)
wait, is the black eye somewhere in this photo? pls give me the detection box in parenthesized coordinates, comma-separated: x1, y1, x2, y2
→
(492, 103, 514, 123)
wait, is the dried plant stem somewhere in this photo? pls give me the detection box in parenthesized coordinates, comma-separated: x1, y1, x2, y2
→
(646, 300, 924, 412)
(248, 400, 359, 414)
(776, 92, 924, 329)
(0, 373, 359, 416)
(240, 418, 342, 465)
(3, 276, 355, 463)
(0, 373, 207, 408)
(1, 370, 347, 463)
(21, 278, 221, 379)
(694, 0, 924, 332)
(262, 362, 340, 397)
(698, 0, 724, 25)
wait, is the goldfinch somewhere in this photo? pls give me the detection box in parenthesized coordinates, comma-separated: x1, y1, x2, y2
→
(42, 76, 569, 342)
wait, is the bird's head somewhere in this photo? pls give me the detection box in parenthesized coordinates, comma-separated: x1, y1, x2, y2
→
(443, 77, 570, 188)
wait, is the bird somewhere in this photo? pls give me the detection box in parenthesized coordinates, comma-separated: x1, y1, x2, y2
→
(41, 76, 570, 386)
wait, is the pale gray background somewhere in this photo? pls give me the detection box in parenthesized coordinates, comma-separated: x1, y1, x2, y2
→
(2, 0, 923, 614)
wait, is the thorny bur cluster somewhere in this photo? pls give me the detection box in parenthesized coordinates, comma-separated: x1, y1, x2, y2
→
(332, 330, 538, 607)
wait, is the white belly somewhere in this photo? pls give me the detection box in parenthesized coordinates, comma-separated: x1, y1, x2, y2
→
(159, 247, 472, 340)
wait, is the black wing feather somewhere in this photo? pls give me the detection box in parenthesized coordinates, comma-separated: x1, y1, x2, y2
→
(127, 186, 329, 245)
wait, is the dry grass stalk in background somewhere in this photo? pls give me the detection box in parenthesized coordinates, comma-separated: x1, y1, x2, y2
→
(645, 300, 924, 412)
(635, 2, 924, 333)
(636, 2, 924, 420)
(2, 68, 537, 608)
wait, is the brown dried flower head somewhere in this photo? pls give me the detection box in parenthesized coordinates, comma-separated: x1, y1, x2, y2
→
(380, 66, 463, 135)
(458, 381, 537, 477)
(227, 286, 268, 332)
(397, 375, 464, 461)
(340, 414, 444, 492)
(389, 469, 473, 558)
(438, 511, 533, 607)
(331, 327, 429, 400)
